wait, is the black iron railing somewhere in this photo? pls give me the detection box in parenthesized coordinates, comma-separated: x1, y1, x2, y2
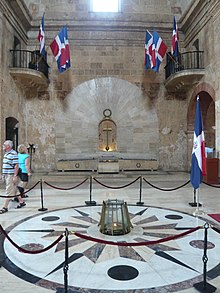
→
(165, 51, 204, 79)
(9, 49, 49, 78)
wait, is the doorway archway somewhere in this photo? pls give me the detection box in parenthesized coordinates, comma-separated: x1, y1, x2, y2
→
(187, 89, 215, 169)
(99, 109, 117, 152)
(6, 117, 19, 150)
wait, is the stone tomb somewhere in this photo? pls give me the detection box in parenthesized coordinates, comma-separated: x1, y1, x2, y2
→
(57, 153, 158, 173)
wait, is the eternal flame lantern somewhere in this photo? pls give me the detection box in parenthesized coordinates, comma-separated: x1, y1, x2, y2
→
(99, 199, 133, 236)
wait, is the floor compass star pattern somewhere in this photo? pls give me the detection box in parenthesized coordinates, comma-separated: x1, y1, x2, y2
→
(2, 204, 220, 292)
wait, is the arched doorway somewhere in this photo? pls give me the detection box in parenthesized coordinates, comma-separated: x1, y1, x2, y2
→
(5, 117, 19, 150)
(187, 91, 215, 169)
(98, 109, 117, 152)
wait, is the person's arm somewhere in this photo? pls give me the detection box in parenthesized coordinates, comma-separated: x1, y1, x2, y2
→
(14, 163, 19, 176)
(13, 163, 19, 182)
(25, 157, 31, 175)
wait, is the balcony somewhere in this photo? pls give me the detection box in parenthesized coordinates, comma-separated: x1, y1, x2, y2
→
(164, 51, 205, 92)
(9, 50, 49, 94)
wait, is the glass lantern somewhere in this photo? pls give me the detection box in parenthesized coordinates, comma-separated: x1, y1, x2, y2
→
(99, 199, 133, 235)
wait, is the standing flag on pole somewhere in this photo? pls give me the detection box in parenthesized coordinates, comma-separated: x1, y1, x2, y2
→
(50, 26, 71, 73)
(38, 14, 46, 60)
(171, 16, 179, 57)
(190, 96, 207, 189)
(145, 30, 153, 69)
(151, 31, 167, 72)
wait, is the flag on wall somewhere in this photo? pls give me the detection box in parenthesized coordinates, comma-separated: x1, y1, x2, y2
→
(190, 96, 207, 189)
(151, 31, 167, 72)
(50, 26, 71, 73)
(38, 14, 46, 60)
(171, 16, 179, 57)
(145, 30, 153, 69)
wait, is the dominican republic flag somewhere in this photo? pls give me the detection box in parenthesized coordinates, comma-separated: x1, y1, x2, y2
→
(171, 16, 179, 58)
(50, 26, 71, 73)
(151, 31, 167, 72)
(190, 96, 207, 189)
(144, 30, 153, 69)
(38, 14, 46, 60)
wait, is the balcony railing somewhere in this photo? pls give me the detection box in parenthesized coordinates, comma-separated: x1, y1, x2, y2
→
(165, 51, 204, 80)
(9, 49, 49, 78)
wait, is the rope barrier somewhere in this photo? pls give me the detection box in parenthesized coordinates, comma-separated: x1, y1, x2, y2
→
(202, 181, 220, 188)
(0, 223, 202, 252)
(211, 226, 220, 234)
(44, 177, 88, 190)
(0, 180, 40, 198)
(143, 178, 191, 191)
(73, 226, 201, 246)
(1, 176, 219, 202)
(0, 171, 218, 293)
(0, 225, 64, 254)
(20, 180, 41, 195)
(93, 176, 141, 189)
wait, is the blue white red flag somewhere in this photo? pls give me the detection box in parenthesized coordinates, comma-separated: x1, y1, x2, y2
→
(171, 16, 179, 57)
(50, 26, 71, 73)
(190, 96, 207, 189)
(151, 31, 167, 72)
(38, 14, 46, 60)
(145, 30, 153, 69)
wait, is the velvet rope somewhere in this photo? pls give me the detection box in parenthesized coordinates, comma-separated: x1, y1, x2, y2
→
(0, 225, 64, 254)
(93, 176, 141, 189)
(74, 226, 201, 246)
(143, 178, 190, 191)
(44, 177, 88, 190)
(0, 180, 40, 198)
(202, 181, 220, 188)
(211, 226, 220, 234)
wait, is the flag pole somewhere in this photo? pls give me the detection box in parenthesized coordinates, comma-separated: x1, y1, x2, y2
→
(167, 52, 179, 65)
(170, 16, 180, 66)
(190, 96, 206, 214)
(193, 188, 204, 216)
(196, 188, 200, 214)
(193, 189, 199, 216)
(189, 188, 202, 207)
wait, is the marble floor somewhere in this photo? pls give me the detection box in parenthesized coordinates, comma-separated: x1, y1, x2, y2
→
(0, 171, 220, 293)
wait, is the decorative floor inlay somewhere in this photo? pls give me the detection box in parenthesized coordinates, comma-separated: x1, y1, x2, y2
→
(42, 216, 60, 222)
(1, 205, 220, 292)
(108, 265, 139, 280)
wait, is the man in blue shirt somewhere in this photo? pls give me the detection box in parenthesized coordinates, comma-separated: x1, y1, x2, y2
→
(0, 140, 19, 213)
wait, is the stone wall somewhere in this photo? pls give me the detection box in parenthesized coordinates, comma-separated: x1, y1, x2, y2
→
(0, 1, 28, 167)
(0, 0, 219, 173)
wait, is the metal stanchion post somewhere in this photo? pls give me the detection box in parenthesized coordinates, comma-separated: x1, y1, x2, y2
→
(56, 229, 75, 293)
(38, 179, 48, 211)
(64, 228, 69, 293)
(85, 175, 96, 206)
(193, 223, 217, 292)
(136, 176, 144, 205)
